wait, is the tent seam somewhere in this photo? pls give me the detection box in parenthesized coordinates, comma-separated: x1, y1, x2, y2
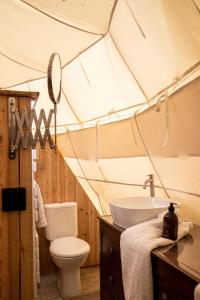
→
(134, 112, 170, 199)
(109, 33, 150, 104)
(0, 51, 45, 74)
(79, 58, 92, 87)
(193, 0, 200, 13)
(66, 130, 106, 215)
(123, 0, 146, 38)
(20, 0, 104, 36)
(76, 176, 200, 198)
(107, 0, 119, 32)
(61, 88, 82, 124)
(0, 36, 105, 89)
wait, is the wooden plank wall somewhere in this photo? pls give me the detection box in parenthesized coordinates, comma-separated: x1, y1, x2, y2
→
(0, 91, 35, 300)
(35, 147, 99, 275)
(19, 97, 34, 300)
(0, 94, 10, 300)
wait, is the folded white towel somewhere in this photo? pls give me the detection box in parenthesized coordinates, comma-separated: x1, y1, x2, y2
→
(120, 213, 193, 300)
(195, 284, 200, 300)
(33, 180, 47, 228)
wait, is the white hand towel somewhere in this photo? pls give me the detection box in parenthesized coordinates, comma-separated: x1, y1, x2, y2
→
(120, 214, 193, 300)
(34, 180, 47, 228)
(195, 284, 200, 300)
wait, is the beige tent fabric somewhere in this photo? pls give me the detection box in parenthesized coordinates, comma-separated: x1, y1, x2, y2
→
(1, 1, 200, 222)
(138, 77, 200, 158)
(110, 0, 176, 98)
(57, 117, 146, 159)
(110, 0, 200, 98)
(20, 0, 116, 34)
(57, 77, 200, 221)
(0, 0, 102, 88)
(163, 0, 200, 75)
(0, 55, 43, 90)
(61, 34, 146, 123)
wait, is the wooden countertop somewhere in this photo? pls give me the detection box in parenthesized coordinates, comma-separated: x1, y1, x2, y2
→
(152, 225, 200, 283)
(99, 215, 124, 233)
(99, 215, 200, 283)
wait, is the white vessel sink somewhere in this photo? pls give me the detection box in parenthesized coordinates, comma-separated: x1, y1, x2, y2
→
(109, 197, 179, 229)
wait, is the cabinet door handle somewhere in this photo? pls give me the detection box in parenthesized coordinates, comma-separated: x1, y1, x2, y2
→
(109, 247, 113, 256)
(159, 292, 168, 300)
(108, 275, 113, 286)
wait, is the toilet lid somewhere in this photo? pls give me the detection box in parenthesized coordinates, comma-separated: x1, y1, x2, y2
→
(50, 236, 90, 258)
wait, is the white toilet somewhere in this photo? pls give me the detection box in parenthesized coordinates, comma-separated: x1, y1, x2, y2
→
(44, 202, 90, 299)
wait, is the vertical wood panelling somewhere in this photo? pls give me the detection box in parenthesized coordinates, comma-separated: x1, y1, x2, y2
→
(35, 147, 99, 275)
(7, 149, 20, 300)
(0, 95, 10, 300)
(0, 95, 20, 300)
(19, 96, 34, 300)
(0, 91, 37, 300)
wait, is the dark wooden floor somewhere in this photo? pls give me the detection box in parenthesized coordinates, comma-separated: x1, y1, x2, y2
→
(37, 266, 100, 300)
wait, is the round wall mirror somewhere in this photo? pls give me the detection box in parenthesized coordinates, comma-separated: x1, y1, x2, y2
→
(47, 53, 62, 104)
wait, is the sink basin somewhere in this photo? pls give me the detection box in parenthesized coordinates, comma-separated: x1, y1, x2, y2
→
(109, 197, 179, 229)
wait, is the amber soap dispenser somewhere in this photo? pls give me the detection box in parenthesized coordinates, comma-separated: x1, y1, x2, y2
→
(162, 202, 178, 240)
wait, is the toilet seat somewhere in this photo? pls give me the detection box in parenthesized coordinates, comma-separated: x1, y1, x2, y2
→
(50, 236, 90, 258)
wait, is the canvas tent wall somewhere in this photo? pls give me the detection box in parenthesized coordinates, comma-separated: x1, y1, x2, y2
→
(0, 0, 200, 222)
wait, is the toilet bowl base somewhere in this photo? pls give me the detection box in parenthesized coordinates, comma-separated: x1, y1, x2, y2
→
(57, 268, 81, 299)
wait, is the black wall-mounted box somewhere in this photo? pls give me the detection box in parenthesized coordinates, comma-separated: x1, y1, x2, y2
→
(2, 187, 26, 212)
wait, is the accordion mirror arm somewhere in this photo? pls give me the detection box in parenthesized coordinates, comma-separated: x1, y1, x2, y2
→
(8, 53, 62, 159)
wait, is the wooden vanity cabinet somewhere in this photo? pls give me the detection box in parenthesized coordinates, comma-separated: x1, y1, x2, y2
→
(99, 216, 200, 300)
(99, 216, 125, 300)
(152, 225, 200, 300)
(152, 256, 198, 300)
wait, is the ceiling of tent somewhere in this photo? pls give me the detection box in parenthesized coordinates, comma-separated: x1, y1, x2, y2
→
(20, 0, 115, 34)
(1, 0, 199, 122)
(0, 0, 116, 88)
(1, 1, 200, 219)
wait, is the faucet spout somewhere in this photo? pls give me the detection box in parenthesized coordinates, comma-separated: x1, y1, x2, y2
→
(143, 174, 155, 197)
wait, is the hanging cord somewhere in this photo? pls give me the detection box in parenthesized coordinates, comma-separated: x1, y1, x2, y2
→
(79, 57, 92, 87)
(155, 80, 178, 146)
(155, 92, 169, 146)
(155, 95, 162, 113)
(95, 121, 100, 162)
(163, 93, 169, 147)
(134, 110, 170, 198)
(130, 113, 138, 146)
(95, 121, 112, 186)
(66, 128, 106, 215)
(163, 81, 178, 146)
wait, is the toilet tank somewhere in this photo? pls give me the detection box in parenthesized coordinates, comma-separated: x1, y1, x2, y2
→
(44, 202, 78, 241)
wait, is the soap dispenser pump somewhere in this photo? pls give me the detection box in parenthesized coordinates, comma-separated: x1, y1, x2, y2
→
(162, 202, 178, 241)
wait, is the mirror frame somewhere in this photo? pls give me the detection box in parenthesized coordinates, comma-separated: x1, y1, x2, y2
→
(47, 52, 62, 104)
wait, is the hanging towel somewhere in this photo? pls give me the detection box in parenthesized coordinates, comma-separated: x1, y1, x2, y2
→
(195, 284, 200, 300)
(33, 180, 47, 228)
(120, 213, 193, 300)
(35, 229, 40, 284)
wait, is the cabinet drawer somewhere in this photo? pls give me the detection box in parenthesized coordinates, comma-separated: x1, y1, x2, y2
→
(100, 289, 115, 300)
(152, 256, 197, 300)
(155, 275, 191, 300)
(100, 257, 125, 300)
(100, 222, 122, 273)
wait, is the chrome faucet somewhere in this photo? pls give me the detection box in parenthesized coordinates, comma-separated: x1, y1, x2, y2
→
(143, 174, 155, 197)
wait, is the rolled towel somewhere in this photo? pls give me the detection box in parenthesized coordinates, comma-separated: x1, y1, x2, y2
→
(34, 180, 47, 228)
(195, 284, 200, 300)
(120, 213, 193, 300)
